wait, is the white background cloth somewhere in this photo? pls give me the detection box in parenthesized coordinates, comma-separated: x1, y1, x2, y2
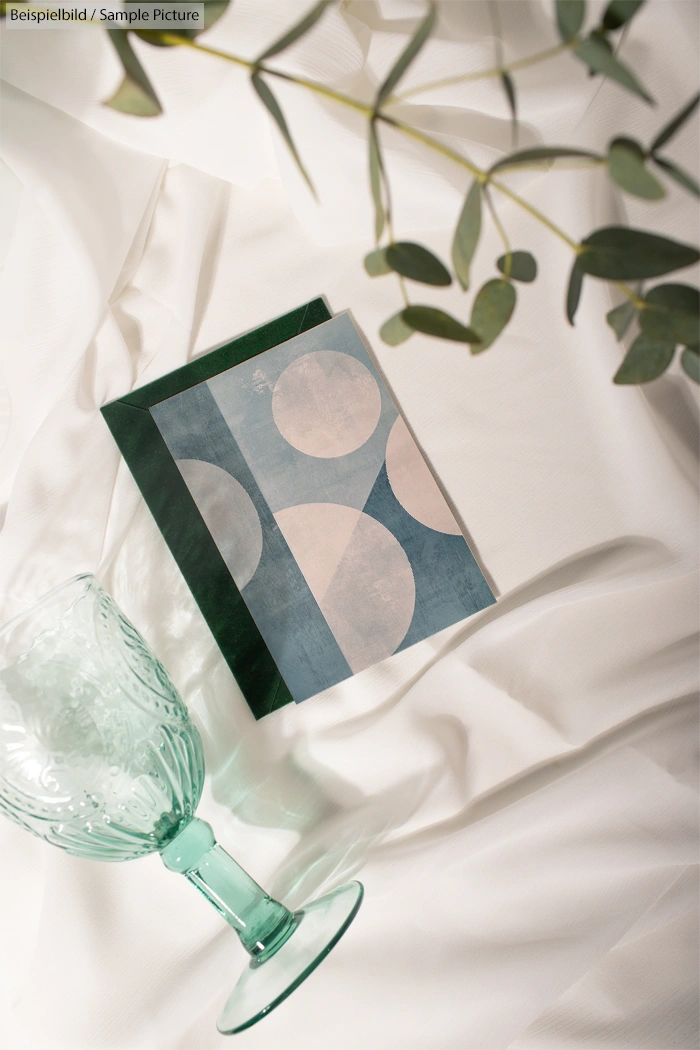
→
(0, 2, 698, 1048)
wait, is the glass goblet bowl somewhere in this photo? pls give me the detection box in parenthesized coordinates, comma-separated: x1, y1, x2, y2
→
(0, 574, 363, 1034)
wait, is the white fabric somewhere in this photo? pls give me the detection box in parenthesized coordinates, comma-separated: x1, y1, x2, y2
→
(0, 2, 698, 1048)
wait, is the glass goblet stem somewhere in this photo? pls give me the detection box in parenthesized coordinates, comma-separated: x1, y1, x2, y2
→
(160, 818, 296, 962)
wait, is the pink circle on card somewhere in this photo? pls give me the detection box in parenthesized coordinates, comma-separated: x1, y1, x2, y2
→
(272, 351, 382, 458)
(385, 416, 462, 535)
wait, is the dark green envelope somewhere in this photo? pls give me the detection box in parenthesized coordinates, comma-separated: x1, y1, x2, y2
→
(101, 298, 332, 720)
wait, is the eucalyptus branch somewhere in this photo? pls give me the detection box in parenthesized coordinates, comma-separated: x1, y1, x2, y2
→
(488, 177, 579, 251)
(483, 187, 512, 277)
(159, 33, 374, 116)
(155, 13, 700, 384)
(159, 30, 616, 264)
(24, 0, 698, 385)
(391, 41, 571, 104)
(489, 0, 505, 70)
(397, 275, 410, 308)
(377, 113, 486, 183)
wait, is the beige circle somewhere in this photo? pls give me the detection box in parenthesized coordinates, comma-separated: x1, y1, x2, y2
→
(385, 417, 462, 535)
(176, 459, 263, 589)
(272, 350, 382, 458)
(275, 503, 415, 674)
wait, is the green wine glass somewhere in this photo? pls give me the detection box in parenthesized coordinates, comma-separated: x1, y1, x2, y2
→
(0, 574, 363, 1034)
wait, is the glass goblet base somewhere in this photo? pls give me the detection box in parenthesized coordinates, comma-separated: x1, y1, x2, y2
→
(217, 881, 364, 1034)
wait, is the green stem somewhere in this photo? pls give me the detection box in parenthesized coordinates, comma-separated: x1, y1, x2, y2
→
(392, 41, 572, 103)
(165, 37, 582, 257)
(483, 186, 512, 275)
(398, 275, 410, 307)
(488, 0, 505, 70)
(159, 33, 374, 116)
(615, 283, 645, 309)
(490, 177, 580, 251)
(378, 113, 486, 182)
(383, 111, 579, 252)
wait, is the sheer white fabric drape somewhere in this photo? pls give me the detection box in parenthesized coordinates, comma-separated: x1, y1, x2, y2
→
(0, 2, 698, 1047)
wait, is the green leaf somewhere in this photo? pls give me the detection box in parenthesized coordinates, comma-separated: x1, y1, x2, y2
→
(652, 157, 700, 198)
(135, 1, 230, 45)
(566, 258, 584, 325)
(613, 332, 675, 383)
(201, 0, 230, 30)
(256, 1, 332, 62)
(385, 242, 452, 287)
(681, 348, 700, 382)
(651, 92, 700, 153)
(104, 30, 162, 116)
(497, 251, 537, 283)
(579, 228, 700, 280)
(469, 279, 517, 352)
(401, 306, 481, 343)
(489, 146, 601, 174)
(606, 299, 636, 339)
(573, 35, 653, 104)
(607, 137, 664, 199)
(364, 248, 391, 276)
(369, 121, 385, 242)
(251, 72, 316, 197)
(602, 0, 645, 31)
(376, 2, 436, 106)
(555, 0, 585, 42)
(452, 180, 481, 291)
(639, 283, 700, 346)
(501, 72, 517, 145)
(380, 311, 414, 346)
(644, 282, 699, 315)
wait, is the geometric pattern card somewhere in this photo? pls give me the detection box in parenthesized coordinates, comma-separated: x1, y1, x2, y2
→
(150, 312, 495, 703)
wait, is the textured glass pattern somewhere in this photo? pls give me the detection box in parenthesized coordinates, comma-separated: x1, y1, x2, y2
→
(0, 576, 204, 860)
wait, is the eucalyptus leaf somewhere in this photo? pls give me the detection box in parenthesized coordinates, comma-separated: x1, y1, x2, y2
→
(256, 1, 332, 62)
(639, 283, 700, 346)
(607, 137, 664, 199)
(681, 348, 700, 383)
(501, 72, 517, 145)
(651, 92, 700, 153)
(613, 332, 675, 383)
(369, 122, 385, 242)
(606, 299, 636, 339)
(489, 146, 601, 174)
(602, 0, 645, 31)
(135, 0, 230, 44)
(652, 157, 700, 198)
(104, 30, 162, 116)
(555, 0, 585, 42)
(133, 30, 174, 47)
(497, 251, 537, 282)
(364, 248, 391, 276)
(200, 0, 230, 31)
(579, 227, 700, 280)
(452, 180, 481, 290)
(401, 306, 480, 343)
(386, 242, 452, 286)
(251, 72, 316, 195)
(469, 279, 517, 352)
(645, 281, 699, 314)
(566, 258, 584, 325)
(380, 311, 414, 346)
(376, 2, 436, 106)
(573, 35, 653, 103)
